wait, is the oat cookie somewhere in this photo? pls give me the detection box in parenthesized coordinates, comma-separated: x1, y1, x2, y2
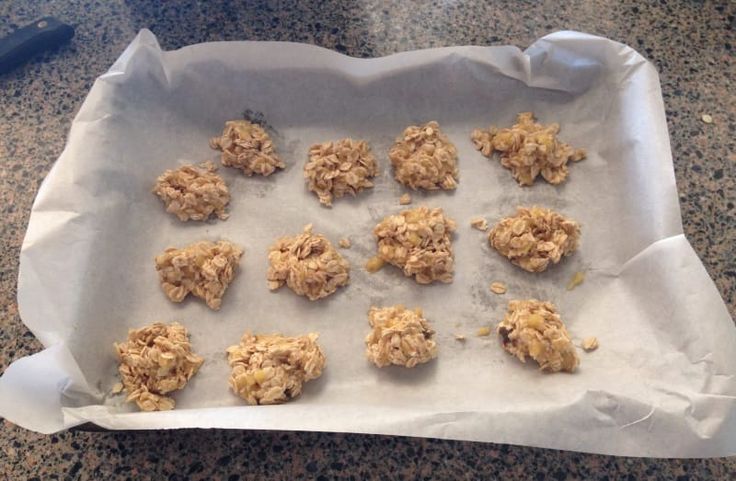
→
(471, 112, 585, 185)
(489, 206, 580, 272)
(227, 332, 326, 405)
(155, 240, 243, 310)
(497, 300, 579, 373)
(373, 206, 456, 284)
(267, 225, 350, 300)
(209, 120, 285, 176)
(365, 305, 438, 368)
(389, 121, 458, 190)
(305, 138, 378, 206)
(152, 162, 230, 221)
(114, 322, 203, 411)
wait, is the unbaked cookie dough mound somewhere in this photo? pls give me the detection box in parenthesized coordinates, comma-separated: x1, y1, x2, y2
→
(152, 161, 230, 221)
(305, 138, 378, 206)
(209, 120, 285, 176)
(497, 299, 579, 373)
(389, 121, 458, 190)
(471, 112, 585, 186)
(226, 332, 326, 405)
(267, 224, 350, 300)
(365, 305, 438, 368)
(114, 322, 203, 411)
(488, 206, 580, 273)
(373, 206, 456, 284)
(155, 240, 243, 310)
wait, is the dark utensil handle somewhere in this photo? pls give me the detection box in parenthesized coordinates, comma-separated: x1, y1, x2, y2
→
(0, 17, 74, 74)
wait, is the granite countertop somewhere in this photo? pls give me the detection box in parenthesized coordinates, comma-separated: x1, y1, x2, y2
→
(1, 0, 734, 479)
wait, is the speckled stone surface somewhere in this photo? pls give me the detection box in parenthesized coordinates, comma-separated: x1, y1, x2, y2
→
(1, 0, 734, 478)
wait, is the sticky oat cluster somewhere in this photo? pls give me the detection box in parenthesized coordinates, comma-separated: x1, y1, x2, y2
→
(497, 300, 579, 373)
(304, 138, 379, 206)
(152, 161, 230, 222)
(365, 305, 438, 368)
(488, 206, 580, 273)
(472, 112, 585, 186)
(267, 224, 351, 301)
(114, 322, 203, 411)
(226, 332, 326, 405)
(389, 121, 459, 191)
(372, 206, 457, 284)
(116, 114, 592, 412)
(209, 120, 285, 177)
(154, 240, 243, 310)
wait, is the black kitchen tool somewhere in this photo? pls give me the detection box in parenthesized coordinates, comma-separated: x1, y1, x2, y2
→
(0, 17, 74, 74)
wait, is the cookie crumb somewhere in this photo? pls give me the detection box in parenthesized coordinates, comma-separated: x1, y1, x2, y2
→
(582, 336, 599, 352)
(470, 217, 489, 231)
(490, 281, 507, 294)
(338, 238, 352, 249)
(476, 326, 492, 337)
(399, 193, 412, 205)
(365, 255, 385, 273)
(454, 334, 466, 341)
(566, 271, 585, 290)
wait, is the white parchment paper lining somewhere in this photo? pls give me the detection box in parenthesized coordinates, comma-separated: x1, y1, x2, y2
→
(1, 30, 735, 458)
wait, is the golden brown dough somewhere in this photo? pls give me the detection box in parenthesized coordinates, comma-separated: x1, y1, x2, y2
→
(304, 138, 378, 206)
(267, 225, 350, 300)
(155, 240, 243, 310)
(226, 332, 326, 405)
(365, 305, 437, 368)
(471, 112, 585, 185)
(210, 120, 285, 176)
(114, 322, 203, 411)
(372, 206, 456, 284)
(497, 300, 579, 373)
(488, 206, 580, 272)
(389, 121, 458, 190)
(152, 162, 230, 222)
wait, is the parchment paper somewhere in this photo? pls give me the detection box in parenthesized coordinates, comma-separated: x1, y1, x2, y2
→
(2, 30, 735, 457)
